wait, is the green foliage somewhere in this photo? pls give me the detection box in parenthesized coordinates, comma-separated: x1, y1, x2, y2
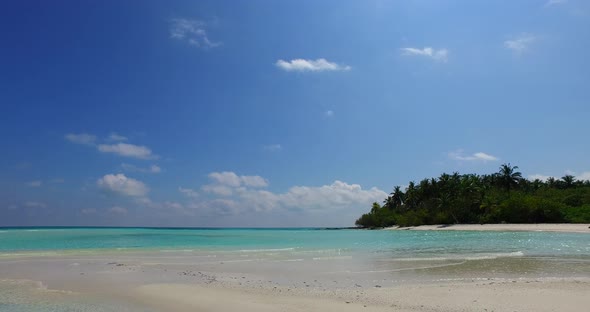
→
(356, 164, 590, 228)
(563, 204, 590, 223)
(355, 202, 397, 228)
(487, 193, 565, 223)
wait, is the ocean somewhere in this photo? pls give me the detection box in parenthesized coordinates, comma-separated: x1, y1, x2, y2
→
(1, 227, 589, 260)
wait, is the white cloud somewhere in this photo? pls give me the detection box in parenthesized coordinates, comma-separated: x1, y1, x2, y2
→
(577, 172, 590, 181)
(197, 173, 386, 215)
(97, 173, 149, 197)
(231, 180, 387, 214)
(324, 110, 334, 117)
(208, 171, 241, 187)
(65, 133, 97, 145)
(98, 143, 155, 159)
(24, 201, 46, 208)
(528, 174, 555, 181)
(504, 34, 536, 54)
(184, 199, 240, 217)
(109, 206, 128, 215)
(170, 18, 220, 48)
(263, 144, 282, 152)
(561, 171, 590, 181)
(107, 133, 128, 142)
(529, 171, 590, 182)
(136, 199, 196, 217)
(202, 184, 234, 196)
(545, 0, 567, 7)
(201, 199, 240, 216)
(179, 187, 199, 198)
(67, 133, 158, 160)
(207, 171, 268, 188)
(240, 175, 269, 188)
(80, 208, 96, 214)
(401, 47, 448, 62)
(26, 180, 42, 187)
(279, 181, 386, 212)
(121, 163, 161, 173)
(138, 172, 387, 225)
(275, 58, 351, 72)
(448, 150, 499, 162)
(162, 201, 190, 215)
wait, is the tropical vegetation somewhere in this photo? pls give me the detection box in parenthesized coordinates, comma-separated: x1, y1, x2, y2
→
(355, 164, 590, 228)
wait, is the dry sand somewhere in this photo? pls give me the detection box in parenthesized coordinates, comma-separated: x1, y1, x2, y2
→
(387, 223, 590, 233)
(133, 279, 590, 312)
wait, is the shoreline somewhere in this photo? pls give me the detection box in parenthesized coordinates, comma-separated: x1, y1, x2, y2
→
(2, 250, 590, 311)
(2, 228, 589, 311)
(384, 223, 590, 233)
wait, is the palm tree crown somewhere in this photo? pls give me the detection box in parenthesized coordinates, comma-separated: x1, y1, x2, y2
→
(498, 163, 522, 191)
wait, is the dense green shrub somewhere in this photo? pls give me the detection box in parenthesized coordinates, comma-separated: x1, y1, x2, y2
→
(563, 204, 590, 223)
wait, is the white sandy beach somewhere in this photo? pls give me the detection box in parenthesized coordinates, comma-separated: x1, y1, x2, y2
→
(387, 223, 590, 233)
(132, 279, 590, 312)
(1, 246, 589, 311)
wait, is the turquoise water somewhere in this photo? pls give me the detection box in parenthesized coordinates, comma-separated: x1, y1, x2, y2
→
(1, 227, 589, 260)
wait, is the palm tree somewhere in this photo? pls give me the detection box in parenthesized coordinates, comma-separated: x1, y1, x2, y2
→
(388, 186, 405, 211)
(547, 177, 557, 188)
(531, 179, 544, 191)
(405, 182, 417, 210)
(498, 163, 522, 191)
(370, 202, 381, 214)
(561, 175, 575, 189)
(436, 193, 458, 224)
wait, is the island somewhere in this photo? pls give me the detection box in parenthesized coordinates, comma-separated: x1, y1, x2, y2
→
(356, 164, 590, 228)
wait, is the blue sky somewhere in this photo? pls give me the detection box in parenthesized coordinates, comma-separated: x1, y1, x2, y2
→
(1, 0, 589, 227)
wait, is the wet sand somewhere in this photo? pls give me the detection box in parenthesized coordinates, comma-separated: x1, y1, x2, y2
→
(1, 249, 589, 311)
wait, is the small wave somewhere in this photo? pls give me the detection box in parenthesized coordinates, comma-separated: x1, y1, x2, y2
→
(295, 248, 348, 254)
(0, 251, 59, 257)
(465, 251, 524, 260)
(313, 256, 352, 261)
(325, 261, 467, 274)
(0, 253, 29, 257)
(237, 248, 295, 252)
(386, 251, 525, 262)
(158, 249, 196, 253)
(22, 229, 65, 232)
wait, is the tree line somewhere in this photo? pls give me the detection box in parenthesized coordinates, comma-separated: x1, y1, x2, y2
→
(355, 164, 590, 228)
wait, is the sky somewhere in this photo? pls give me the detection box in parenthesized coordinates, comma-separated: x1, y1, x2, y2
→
(1, 0, 589, 227)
